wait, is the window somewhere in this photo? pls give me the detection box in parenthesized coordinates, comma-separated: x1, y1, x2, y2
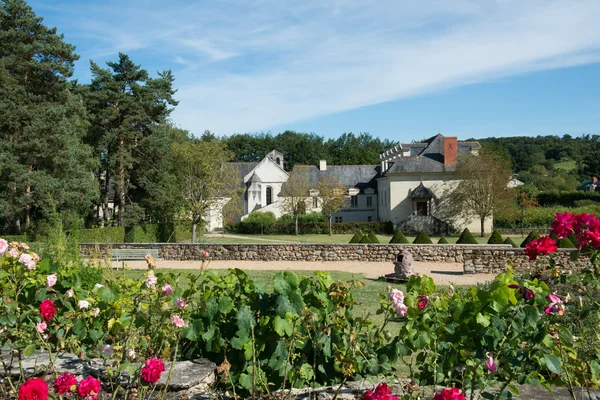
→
(367, 216, 372, 222)
(351, 196, 358, 207)
(366, 196, 372, 207)
(416, 201, 428, 216)
(266, 186, 273, 205)
(335, 216, 343, 223)
(313, 197, 318, 208)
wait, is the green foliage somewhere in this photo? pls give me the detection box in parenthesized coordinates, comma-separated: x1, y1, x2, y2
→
(456, 228, 478, 244)
(556, 236, 576, 248)
(278, 212, 327, 223)
(359, 233, 372, 243)
(367, 231, 379, 243)
(412, 229, 433, 244)
(228, 221, 393, 235)
(389, 230, 409, 244)
(503, 237, 518, 248)
(437, 235, 449, 244)
(521, 229, 541, 247)
(536, 190, 600, 207)
(245, 212, 277, 224)
(349, 231, 363, 243)
(494, 204, 600, 229)
(487, 229, 505, 244)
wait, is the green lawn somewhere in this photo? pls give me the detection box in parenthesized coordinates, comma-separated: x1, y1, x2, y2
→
(554, 160, 577, 171)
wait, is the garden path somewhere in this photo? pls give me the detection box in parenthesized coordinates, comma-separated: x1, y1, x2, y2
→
(112, 260, 496, 286)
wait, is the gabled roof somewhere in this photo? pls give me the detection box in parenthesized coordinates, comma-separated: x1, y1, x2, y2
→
(410, 183, 434, 198)
(286, 165, 381, 192)
(228, 162, 259, 188)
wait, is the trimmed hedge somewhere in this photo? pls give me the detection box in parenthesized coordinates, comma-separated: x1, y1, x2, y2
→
(244, 212, 277, 224)
(349, 231, 363, 243)
(413, 229, 433, 244)
(437, 236, 449, 244)
(389, 230, 409, 244)
(76, 223, 193, 243)
(487, 230, 504, 244)
(494, 205, 600, 229)
(367, 231, 379, 243)
(536, 190, 600, 207)
(278, 212, 328, 223)
(227, 221, 394, 235)
(557, 237, 576, 248)
(456, 228, 478, 244)
(503, 237, 518, 248)
(520, 230, 541, 248)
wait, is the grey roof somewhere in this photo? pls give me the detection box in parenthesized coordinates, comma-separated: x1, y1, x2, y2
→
(410, 183, 434, 198)
(228, 162, 259, 188)
(248, 172, 262, 183)
(286, 165, 380, 192)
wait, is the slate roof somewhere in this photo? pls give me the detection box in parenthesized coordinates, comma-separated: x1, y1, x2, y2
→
(286, 165, 380, 193)
(410, 183, 434, 198)
(228, 162, 259, 188)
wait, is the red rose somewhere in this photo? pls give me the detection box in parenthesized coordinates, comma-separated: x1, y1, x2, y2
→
(77, 376, 101, 399)
(54, 372, 78, 394)
(525, 236, 557, 261)
(18, 378, 49, 400)
(39, 299, 56, 322)
(417, 294, 429, 309)
(141, 357, 166, 384)
(362, 383, 398, 400)
(433, 388, 465, 400)
(551, 211, 575, 239)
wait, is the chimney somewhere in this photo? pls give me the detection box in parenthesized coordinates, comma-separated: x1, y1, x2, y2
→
(319, 160, 327, 171)
(444, 136, 458, 165)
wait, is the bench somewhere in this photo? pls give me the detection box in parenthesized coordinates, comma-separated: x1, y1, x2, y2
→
(111, 248, 162, 268)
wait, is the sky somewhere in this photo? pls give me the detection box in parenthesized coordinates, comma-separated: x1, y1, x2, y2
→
(31, 0, 600, 142)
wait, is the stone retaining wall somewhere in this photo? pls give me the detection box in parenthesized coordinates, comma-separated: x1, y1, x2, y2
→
(80, 243, 591, 274)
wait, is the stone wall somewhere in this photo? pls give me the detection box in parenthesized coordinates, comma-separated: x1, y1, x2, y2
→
(79, 243, 590, 274)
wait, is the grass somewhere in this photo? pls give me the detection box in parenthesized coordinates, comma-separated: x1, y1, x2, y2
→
(554, 160, 577, 171)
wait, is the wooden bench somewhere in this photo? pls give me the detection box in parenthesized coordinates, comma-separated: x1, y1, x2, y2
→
(111, 248, 162, 268)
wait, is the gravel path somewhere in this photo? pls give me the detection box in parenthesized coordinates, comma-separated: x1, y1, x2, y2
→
(112, 260, 496, 286)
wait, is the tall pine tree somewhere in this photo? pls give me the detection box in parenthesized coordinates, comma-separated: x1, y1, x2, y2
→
(82, 53, 178, 226)
(0, 0, 96, 233)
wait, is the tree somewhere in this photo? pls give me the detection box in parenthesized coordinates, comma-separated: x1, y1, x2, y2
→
(444, 150, 513, 237)
(317, 175, 347, 235)
(82, 53, 178, 226)
(280, 167, 311, 235)
(172, 138, 238, 242)
(0, 0, 96, 233)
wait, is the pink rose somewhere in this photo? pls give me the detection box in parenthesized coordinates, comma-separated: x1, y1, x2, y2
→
(46, 274, 57, 288)
(93, 308, 100, 317)
(171, 315, 185, 328)
(525, 236, 558, 261)
(203, 251, 209, 258)
(545, 293, 565, 315)
(0, 239, 7, 255)
(486, 354, 497, 372)
(8, 247, 19, 258)
(18, 253, 32, 266)
(36, 322, 47, 333)
(389, 289, 404, 304)
(66, 289, 74, 298)
(395, 303, 408, 317)
(146, 275, 157, 288)
(174, 297, 186, 309)
(162, 283, 173, 296)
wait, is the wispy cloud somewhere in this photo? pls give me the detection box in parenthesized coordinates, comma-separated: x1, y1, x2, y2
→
(35, 0, 600, 135)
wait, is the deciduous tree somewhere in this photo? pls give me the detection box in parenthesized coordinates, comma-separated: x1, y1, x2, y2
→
(280, 167, 311, 235)
(317, 175, 347, 235)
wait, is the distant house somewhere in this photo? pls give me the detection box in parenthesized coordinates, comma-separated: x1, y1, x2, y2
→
(507, 177, 524, 188)
(212, 133, 491, 235)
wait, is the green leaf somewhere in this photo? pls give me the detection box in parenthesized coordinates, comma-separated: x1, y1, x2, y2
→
(231, 334, 250, 350)
(413, 332, 430, 349)
(236, 305, 255, 330)
(238, 373, 253, 390)
(299, 363, 314, 381)
(543, 354, 562, 375)
(98, 287, 116, 302)
(23, 344, 36, 357)
(218, 296, 233, 314)
(590, 361, 600, 381)
(181, 319, 204, 341)
(557, 326, 574, 347)
(524, 306, 540, 328)
(90, 329, 104, 341)
(570, 250, 580, 261)
(476, 312, 491, 327)
(273, 315, 293, 336)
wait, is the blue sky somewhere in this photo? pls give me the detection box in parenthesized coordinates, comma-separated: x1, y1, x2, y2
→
(31, 0, 600, 142)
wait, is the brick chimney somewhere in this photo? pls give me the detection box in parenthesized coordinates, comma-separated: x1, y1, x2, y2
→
(444, 136, 458, 165)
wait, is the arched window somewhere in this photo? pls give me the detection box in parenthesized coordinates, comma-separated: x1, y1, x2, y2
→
(266, 186, 273, 205)
(276, 157, 281, 165)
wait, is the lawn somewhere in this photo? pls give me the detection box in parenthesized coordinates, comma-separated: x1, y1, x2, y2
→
(554, 160, 577, 171)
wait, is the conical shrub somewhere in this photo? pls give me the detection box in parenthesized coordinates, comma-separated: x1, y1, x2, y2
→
(389, 230, 409, 244)
(456, 228, 478, 244)
(349, 231, 363, 243)
(487, 229, 504, 244)
(437, 235, 449, 244)
(359, 233, 372, 243)
(503, 237, 518, 248)
(557, 237, 576, 248)
(520, 230, 541, 248)
(368, 231, 380, 243)
(413, 229, 433, 244)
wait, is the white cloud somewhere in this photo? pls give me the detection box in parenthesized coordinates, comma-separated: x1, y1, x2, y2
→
(42, 0, 600, 135)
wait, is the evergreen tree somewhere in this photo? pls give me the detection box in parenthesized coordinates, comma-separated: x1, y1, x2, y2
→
(503, 237, 518, 248)
(456, 228, 478, 244)
(359, 233, 372, 243)
(0, 0, 96, 233)
(413, 229, 433, 244)
(389, 229, 409, 244)
(368, 231, 379, 243)
(349, 231, 363, 243)
(557, 237, 576, 248)
(520, 230, 541, 248)
(437, 236, 449, 244)
(82, 53, 178, 226)
(487, 230, 505, 244)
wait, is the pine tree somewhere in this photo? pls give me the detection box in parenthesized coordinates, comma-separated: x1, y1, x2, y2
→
(389, 230, 409, 244)
(487, 230, 505, 244)
(413, 229, 433, 244)
(503, 237, 518, 248)
(456, 228, 478, 244)
(520, 230, 541, 248)
(0, 0, 96, 232)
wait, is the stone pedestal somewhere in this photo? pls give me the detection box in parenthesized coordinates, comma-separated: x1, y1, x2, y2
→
(393, 251, 415, 281)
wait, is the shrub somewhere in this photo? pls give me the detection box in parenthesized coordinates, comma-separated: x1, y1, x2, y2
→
(487, 230, 504, 244)
(494, 204, 600, 229)
(456, 228, 478, 244)
(413, 229, 433, 244)
(389, 230, 409, 244)
(349, 231, 363, 243)
(437, 235, 449, 244)
(503, 237, 518, 248)
(520, 229, 541, 248)
(557, 236, 576, 248)
(278, 212, 327, 223)
(368, 231, 379, 243)
(360, 233, 372, 243)
(245, 211, 277, 224)
(536, 190, 600, 207)
(227, 221, 393, 235)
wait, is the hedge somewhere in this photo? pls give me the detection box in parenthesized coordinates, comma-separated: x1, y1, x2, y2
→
(413, 229, 433, 244)
(536, 190, 600, 207)
(389, 230, 409, 244)
(349, 231, 363, 243)
(520, 230, 541, 248)
(503, 237, 518, 248)
(487, 230, 504, 244)
(494, 204, 600, 229)
(437, 236, 449, 244)
(227, 221, 394, 235)
(278, 212, 328, 223)
(76, 223, 193, 243)
(456, 228, 478, 244)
